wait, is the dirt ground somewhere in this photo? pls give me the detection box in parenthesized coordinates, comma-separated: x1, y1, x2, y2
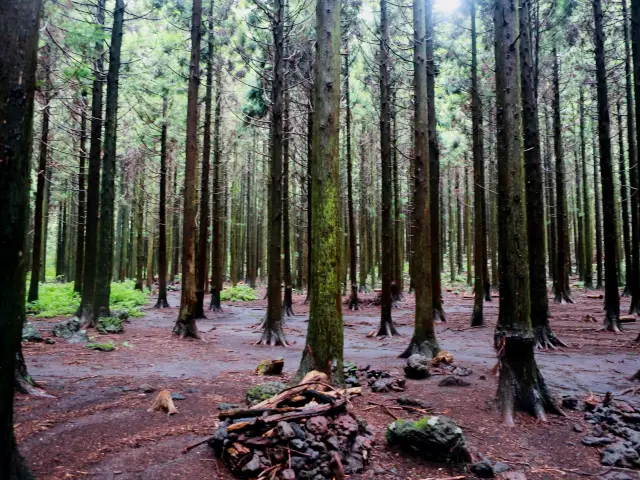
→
(16, 283, 640, 480)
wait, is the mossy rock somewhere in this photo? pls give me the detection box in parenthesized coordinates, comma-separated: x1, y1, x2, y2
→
(22, 323, 43, 342)
(246, 382, 287, 406)
(52, 317, 82, 339)
(97, 317, 124, 334)
(110, 309, 130, 320)
(86, 342, 115, 352)
(386, 416, 471, 463)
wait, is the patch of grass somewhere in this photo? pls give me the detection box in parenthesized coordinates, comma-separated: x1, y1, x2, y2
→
(27, 280, 148, 318)
(221, 285, 258, 302)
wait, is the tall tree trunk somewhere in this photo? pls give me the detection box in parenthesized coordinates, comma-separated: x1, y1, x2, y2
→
(295, 0, 344, 381)
(134, 167, 145, 290)
(359, 129, 369, 292)
(456, 168, 463, 275)
(520, 0, 561, 347)
(427, 0, 445, 321)
(627, 0, 640, 313)
(470, 0, 486, 327)
(580, 88, 594, 290)
(115, 156, 127, 281)
(210, 69, 223, 311)
(346, 48, 359, 310)
(376, 0, 397, 338)
(283, 77, 294, 316)
(494, 0, 559, 426)
(146, 211, 155, 289)
(195, 3, 214, 318)
(77, 0, 105, 324)
(543, 106, 556, 286)
(174, 0, 203, 338)
(92, 0, 125, 323)
(74, 90, 88, 293)
(393, 104, 404, 295)
(154, 97, 170, 308)
(27, 61, 50, 302)
(0, 0, 42, 476)
(593, 0, 621, 331)
(401, 0, 439, 358)
(259, 0, 286, 345)
(617, 101, 632, 296)
(593, 117, 604, 289)
(465, 165, 472, 286)
(552, 47, 572, 304)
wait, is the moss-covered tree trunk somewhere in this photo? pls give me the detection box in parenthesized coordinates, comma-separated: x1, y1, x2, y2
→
(593, 0, 621, 332)
(470, 0, 486, 328)
(520, 0, 562, 347)
(0, 1, 42, 476)
(401, 0, 439, 359)
(494, 0, 560, 426)
(295, 0, 343, 382)
(174, 0, 203, 339)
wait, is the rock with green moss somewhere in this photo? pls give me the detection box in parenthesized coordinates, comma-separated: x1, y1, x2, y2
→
(246, 382, 287, 406)
(52, 317, 82, 339)
(22, 323, 43, 342)
(386, 416, 471, 463)
(86, 342, 115, 352)
(110, 309, 130, 320)
(97, 317, 125, 334)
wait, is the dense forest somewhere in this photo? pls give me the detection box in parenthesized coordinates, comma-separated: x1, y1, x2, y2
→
(2, 0, 640, 478)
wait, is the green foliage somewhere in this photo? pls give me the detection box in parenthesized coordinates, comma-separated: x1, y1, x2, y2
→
(220, 285, 258, 301)
(26, 280, 148, 318)
(242, 86, 268, 120)
(85, 342, 115, 352)
(97, 317, 125, 334)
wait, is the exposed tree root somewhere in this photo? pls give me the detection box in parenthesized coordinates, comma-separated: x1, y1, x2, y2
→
(15, 351, 54, 398)
(391, 282, 403, 304)
(77, 303, 96, 329)
(153, 296, 170, 309)
(304, 292, 310, 305)
(533, 325, 567, 350)
(470, 307, 484, 327)
(629, 297, 640, 315)
(496, 335, 564, 427)
(434, 305, 447, 323)
(376, 319, 399, 338)
(193, 291, 207, 319)
(173, 316, 201, 339)
(622, 286, 631, 298)
(554, 291, 575, 304)
(635, 332, 640, 342)
(600, 314, 622, 333)
(484, 285, 492, 302)
(255, 323, 289, 346)
(399, 337, 440, 359)
(8, 438, 34, 480)
(209, 288, 222, 312)
(349, 285, 360, 311)
(283, 286, 295, 317)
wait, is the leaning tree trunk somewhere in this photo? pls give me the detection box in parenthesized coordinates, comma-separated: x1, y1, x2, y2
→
(401, 0, 439, 359)
(0, 0, 42, 476)
(520, 0, 563, 348)
(295, 0, 344, 382)
(470, 0, 486, 328)
(77, 0, 106, 324)
(154, 95, 170, 309)
(174, 0, 203, 339)
(593, 0, 621, 332)
(195, 5, 214, 318)
(259, 0, 287, 345)
(376, 0, 397, 338)
(92, 0, 125, 322)
(494, 0, 560, 426)
(552, 47, 573, 305)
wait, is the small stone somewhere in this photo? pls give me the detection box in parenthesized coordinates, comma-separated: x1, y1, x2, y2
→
(582, 435, 615, 446)
(396, 396, 430, 409)
(290, 439, 306, 451)
(404, 354, 431, 380)
(344, 376, 361, 387)
(52, 317, 82, 339)
(374, 468, 387, 475)
(217, 402, 238, 411)
(45, 338, 55, 345)
(310, 441, 327, 452)
(334, 413, 358, 436)
(170, 392, 185, 401)
(246, 381, 287, 406)
(85, 342, 115, 352)
(452, 366, 473, 377)
(326, 436, 341, 451)
(139, 384, 155, 393)
(343, 453, 364, 474)
(291, 422, 306, 439)
(306, 416, 328, 435)
(277, 421, 296, 440)
(438, 376, 470, 387)
(470, 460, 494, 478)
(573, 423, 584, 433)
(290, 456, 305, 469)
(22, 323, 43, 342)
(184, 388, 200, 393)
(479, 375, 487, 380)
(493, 461, 509, 474)
(600, 441, 640, 468)
(242, 453, 262, 474)
(281, 469, 296, 480)
(562, 396, 580, 410)
(68, 330, 89, 344)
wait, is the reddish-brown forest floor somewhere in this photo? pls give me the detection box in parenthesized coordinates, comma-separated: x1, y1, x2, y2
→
(16, 282, 640, 480)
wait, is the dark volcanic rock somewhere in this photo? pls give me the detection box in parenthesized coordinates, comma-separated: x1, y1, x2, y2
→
(469, 460, 494, 478)
(404, 354, 431, 380)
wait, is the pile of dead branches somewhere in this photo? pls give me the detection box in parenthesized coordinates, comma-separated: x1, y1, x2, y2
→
(209, 371, 371, 479)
